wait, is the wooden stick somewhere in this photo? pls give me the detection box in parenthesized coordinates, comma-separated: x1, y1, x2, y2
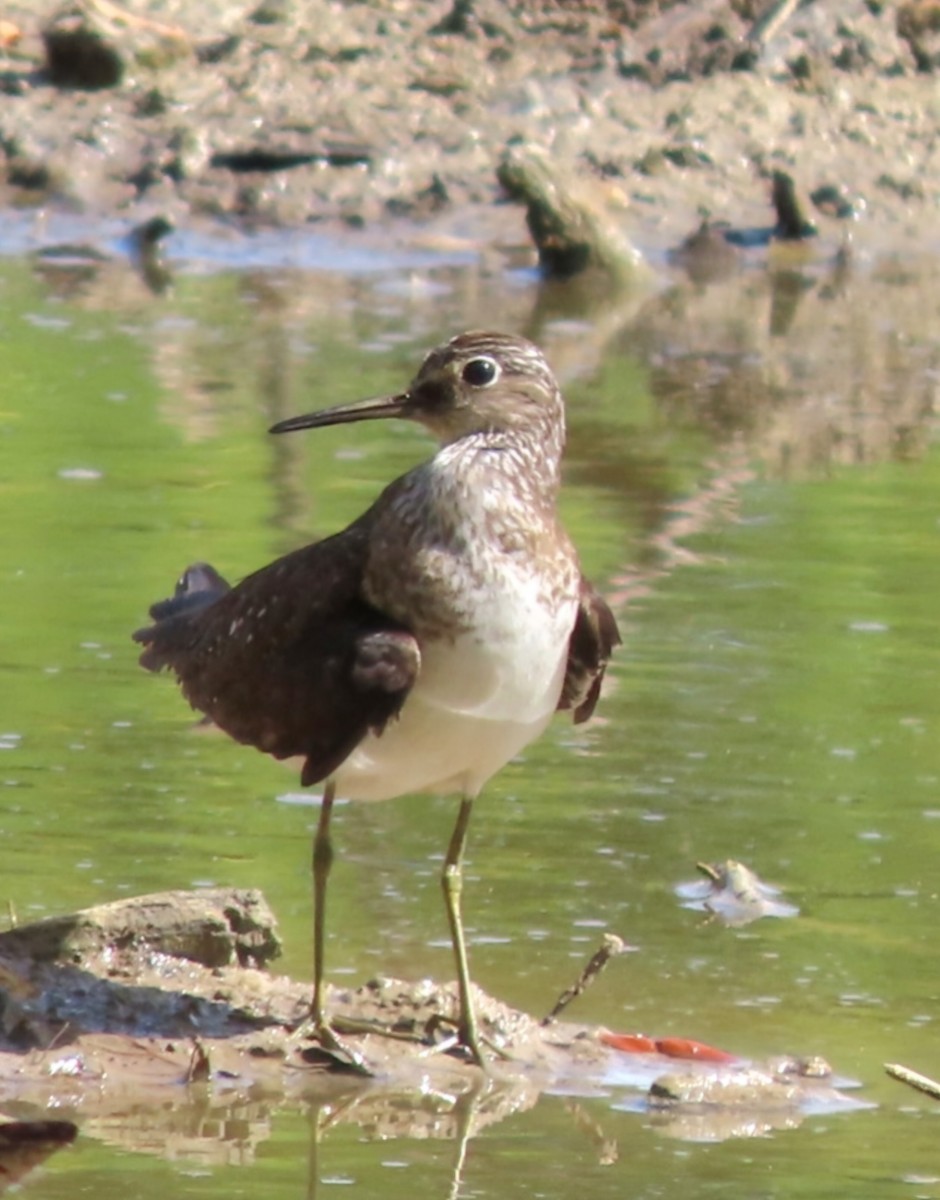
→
(885, 1062, 940, 1100)
(542, 933, 627, 1025)
(85, 0, 188, 42)
(747, 0, 800, 47)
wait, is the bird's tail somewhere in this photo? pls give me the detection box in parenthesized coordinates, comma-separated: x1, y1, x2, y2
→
(134, 562, 230, 672)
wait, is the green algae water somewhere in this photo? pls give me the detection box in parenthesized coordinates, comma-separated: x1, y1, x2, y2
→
(1, 242, 940, 1198)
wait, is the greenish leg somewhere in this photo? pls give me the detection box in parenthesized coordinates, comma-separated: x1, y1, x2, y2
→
(303, 781, 371, 1075)
(311, 779, 335, 1027)
(441, 795, 485, 1065)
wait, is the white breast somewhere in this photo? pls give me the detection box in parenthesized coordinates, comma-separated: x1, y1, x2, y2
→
(333, 565, 578, 802)
(333, 439, 580, 802)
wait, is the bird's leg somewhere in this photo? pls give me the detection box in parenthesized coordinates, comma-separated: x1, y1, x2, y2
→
(441, 795, 485, 1066)
(298, 782, 370, 1075)
(311, 778, 335, 1029)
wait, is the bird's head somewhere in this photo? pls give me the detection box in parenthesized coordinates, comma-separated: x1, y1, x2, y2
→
(270, 331, 565, 451)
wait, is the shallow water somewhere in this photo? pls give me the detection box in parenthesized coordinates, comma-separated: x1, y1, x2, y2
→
(1, 229, 940, 1197)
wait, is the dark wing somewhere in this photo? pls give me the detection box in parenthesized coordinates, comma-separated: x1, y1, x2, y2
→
(133, 517, 420, 787)
(147, 562, 232, 621)
(557, 577, 621, 724)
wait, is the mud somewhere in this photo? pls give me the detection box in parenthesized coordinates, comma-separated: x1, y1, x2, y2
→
(0, 1, 937, 259)
(0, 889, 865, 1148)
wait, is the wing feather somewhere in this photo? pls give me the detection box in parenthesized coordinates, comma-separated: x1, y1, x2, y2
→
(133, 517, 420, 786)
(558, 577, 620, 724)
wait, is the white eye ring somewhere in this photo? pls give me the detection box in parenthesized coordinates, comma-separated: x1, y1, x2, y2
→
(461, 356, 501, 388)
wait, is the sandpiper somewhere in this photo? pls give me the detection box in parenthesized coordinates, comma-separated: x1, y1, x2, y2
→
(134, 330, 620, 1065)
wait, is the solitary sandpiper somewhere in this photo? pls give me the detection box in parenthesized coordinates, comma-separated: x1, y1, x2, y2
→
(134, 330, 620, 1066)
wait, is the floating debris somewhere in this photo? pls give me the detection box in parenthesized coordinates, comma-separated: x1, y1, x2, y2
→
(676, 860, 800, 926)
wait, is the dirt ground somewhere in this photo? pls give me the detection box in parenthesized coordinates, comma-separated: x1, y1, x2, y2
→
(0, 0, 937, 256)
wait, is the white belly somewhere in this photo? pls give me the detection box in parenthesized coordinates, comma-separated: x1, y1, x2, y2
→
(332, 578, 577, 802)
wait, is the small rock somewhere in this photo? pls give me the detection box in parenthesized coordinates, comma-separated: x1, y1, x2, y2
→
(42, 8, 125, 90)
(497, 143, 646, 284)
(249, 0, 290, 25)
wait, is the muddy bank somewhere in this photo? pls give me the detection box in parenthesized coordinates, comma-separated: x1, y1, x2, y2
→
(0, 888, 867, 1158)
(0, 1, 937, 258)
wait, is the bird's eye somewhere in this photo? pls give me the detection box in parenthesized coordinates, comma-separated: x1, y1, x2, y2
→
(461, 356, 500, 388)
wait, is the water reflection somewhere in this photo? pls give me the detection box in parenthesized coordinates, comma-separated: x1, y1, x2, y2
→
(1, 234, 939, 1197)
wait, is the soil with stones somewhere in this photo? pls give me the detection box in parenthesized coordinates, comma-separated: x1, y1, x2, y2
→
(0, 0, 937, 258)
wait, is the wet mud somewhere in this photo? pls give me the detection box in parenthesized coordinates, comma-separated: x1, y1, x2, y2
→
(0, 888, 866, 1150)
(0, 1, 937, 259)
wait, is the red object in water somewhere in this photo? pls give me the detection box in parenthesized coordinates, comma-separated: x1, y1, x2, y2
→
(600, 1030, 737, 1064)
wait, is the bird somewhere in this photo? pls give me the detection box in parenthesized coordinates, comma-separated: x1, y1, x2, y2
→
(133, 330, 620, 1066)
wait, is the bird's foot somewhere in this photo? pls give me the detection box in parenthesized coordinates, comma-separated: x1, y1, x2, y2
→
(424, 1014, 510, 1067)
(439, 1033, 485, 1067)
(287, 1008, 508, 1072)
(290, 1016, 374, 1077)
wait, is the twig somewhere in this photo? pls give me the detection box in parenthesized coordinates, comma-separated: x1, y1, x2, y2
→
(84, 0, 189, 43)
(885, 1062, 940, 1100)
(542, 933, 627, 1025)
(185, 1038, 211, 1083)
(747, 0, 801, 47)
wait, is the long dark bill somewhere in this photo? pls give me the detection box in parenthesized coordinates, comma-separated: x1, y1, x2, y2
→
(270, 392, 409, 435)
